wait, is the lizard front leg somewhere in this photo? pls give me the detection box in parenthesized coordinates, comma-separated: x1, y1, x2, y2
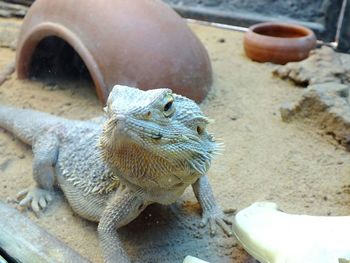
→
(192, 175, 233, 236)
(98, 189, 147, 263)
(17, 133, 58, 213)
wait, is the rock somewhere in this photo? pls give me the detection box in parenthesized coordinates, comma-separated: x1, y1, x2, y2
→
(280, 102, 298, 122)
(280, 82, 350, 150)
(273, 46, 350, 86)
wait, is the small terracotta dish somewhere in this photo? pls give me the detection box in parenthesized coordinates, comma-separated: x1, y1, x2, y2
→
(244, 22, 316, 64)
(16, 0, 212, 103)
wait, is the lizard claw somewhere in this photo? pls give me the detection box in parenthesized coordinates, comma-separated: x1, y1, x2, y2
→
(200, 206, 234, 237)
(16, 185, 53, 213)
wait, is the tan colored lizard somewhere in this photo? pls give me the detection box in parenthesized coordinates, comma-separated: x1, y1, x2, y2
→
(0, 85, 232, 262)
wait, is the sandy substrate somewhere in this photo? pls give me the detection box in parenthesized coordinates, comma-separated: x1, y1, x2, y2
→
(1, 19, 350, 263)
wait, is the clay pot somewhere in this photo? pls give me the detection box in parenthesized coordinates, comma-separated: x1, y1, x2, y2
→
(16, 0, 212, 103)
(244, 22, 316, 64)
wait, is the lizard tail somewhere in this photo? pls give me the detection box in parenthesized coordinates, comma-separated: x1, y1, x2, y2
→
(0, 105, 18, 133)
(0, 105, 65, 145)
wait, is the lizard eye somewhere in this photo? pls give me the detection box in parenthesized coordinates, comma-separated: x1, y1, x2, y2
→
(196, 123, 206, 135)
(163, 94, 175, 117)
(164, 100, 173, 112)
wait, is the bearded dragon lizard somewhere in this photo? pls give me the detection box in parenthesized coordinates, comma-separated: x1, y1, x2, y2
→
(0, 85, 232, 262)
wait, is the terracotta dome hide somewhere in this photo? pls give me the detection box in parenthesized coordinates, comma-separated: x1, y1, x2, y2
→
(16, 0, 212, 102)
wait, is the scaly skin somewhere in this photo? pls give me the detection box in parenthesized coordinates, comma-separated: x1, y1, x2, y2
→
(0, 85, 232, 263)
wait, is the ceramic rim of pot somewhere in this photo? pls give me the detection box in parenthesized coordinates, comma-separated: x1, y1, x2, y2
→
(244, 22, 317, 64)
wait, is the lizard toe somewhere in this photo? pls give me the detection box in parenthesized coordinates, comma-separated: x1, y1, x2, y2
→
(17, 185, 53, 213)
(201, 207, 234, 237)
(216, 218, 233, 236)
(199, 217, 208, 228)
(31, 198, 40, 213)
(45, 193, 53, 202)
(39, 197, 47, 209)
(16, 188, 29, 200)
(19, 195, 32, 207)
(209, 218, 217, 236)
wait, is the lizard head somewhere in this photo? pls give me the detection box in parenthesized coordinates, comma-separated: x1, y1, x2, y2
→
(100, 85, 220, 177)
